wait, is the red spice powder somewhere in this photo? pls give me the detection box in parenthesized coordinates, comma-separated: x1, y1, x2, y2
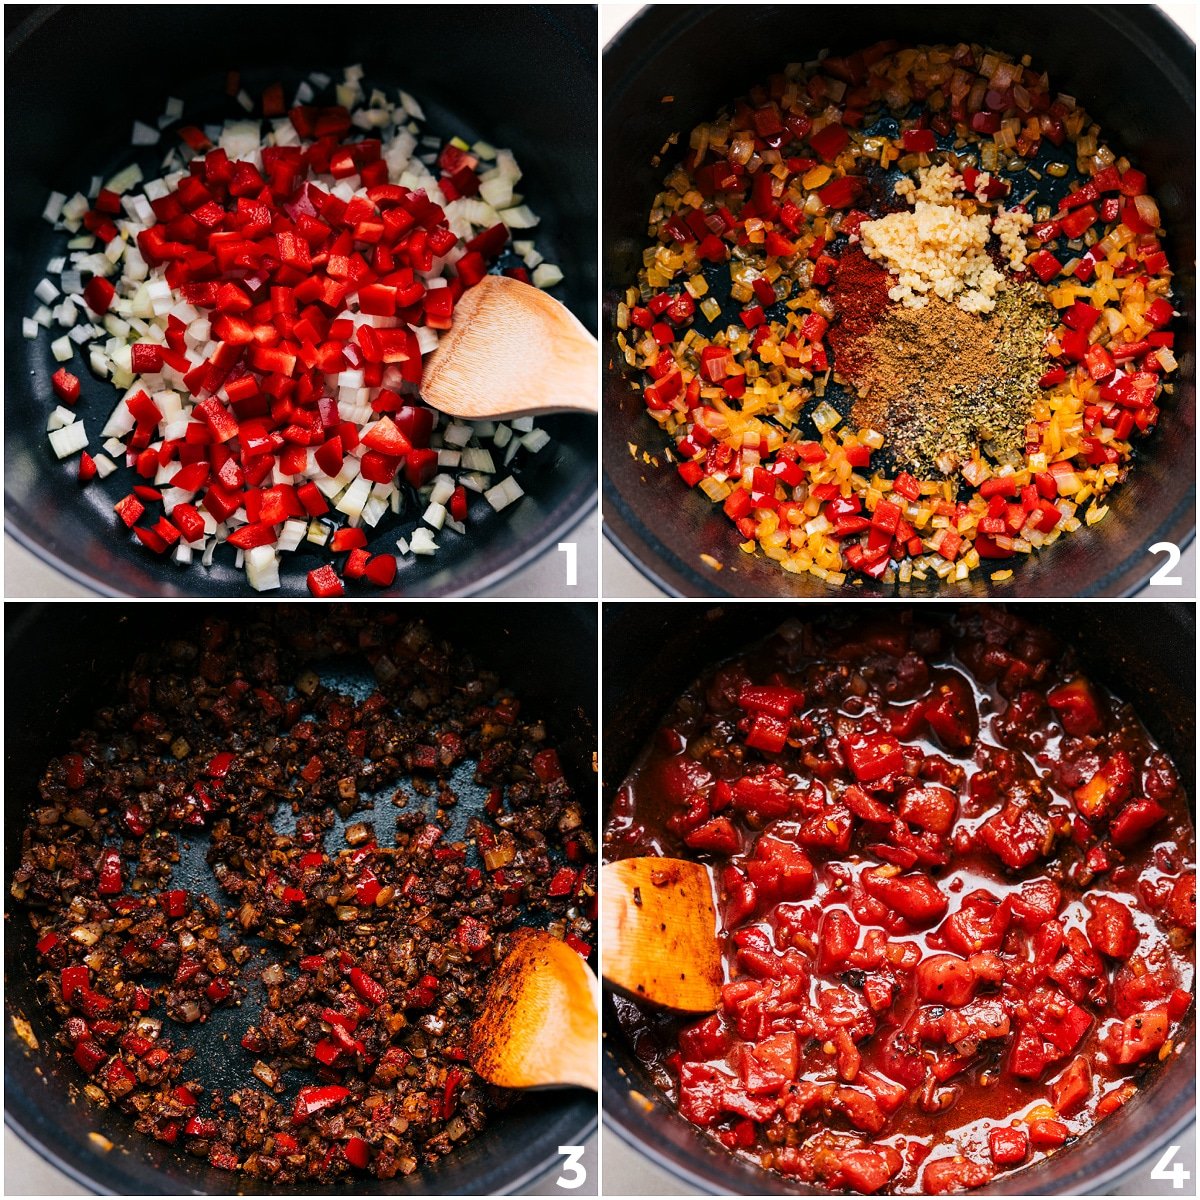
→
(827, 247, 892, 378)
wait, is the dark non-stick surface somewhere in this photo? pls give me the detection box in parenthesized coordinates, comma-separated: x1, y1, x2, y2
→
(5, 5, 597, 597)
(601, 601, 1196, 1195)
(603, 5, 1195, 598)
(4, 603, 598, 1195)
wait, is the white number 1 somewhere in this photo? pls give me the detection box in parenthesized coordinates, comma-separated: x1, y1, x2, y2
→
(557, 542, 578, 586)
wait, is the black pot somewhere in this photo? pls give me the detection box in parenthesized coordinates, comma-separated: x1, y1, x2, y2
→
(4, 602, 598, 1194)
(5, 4, 597, 596)
(602, 601, 1195, 1194)
(603, 5, 1195, 597)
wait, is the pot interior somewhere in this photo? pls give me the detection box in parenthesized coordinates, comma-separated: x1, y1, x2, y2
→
(603, 5, 1195, 597)
(5, 602, 598, 1195)
(5, 5, 597, 596)
(601, 601, 1196, 1195)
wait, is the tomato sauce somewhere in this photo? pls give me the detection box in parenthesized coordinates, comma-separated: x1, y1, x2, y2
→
(606, 610, 1194, 1194)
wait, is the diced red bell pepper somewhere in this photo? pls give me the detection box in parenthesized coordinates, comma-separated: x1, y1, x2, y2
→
(901, 128, 937, 154)
(1027, 250, 1063, 283)
(98, 848, 123, 894)
(746, 714, 791, 755)
(307, 564, 344, 598)
(349, 967, 386, 1007)
(292, 1085, 350, 1125)
(51, 368, 82, 405)
(83, 276, 116, 315)
(844, 732, 904, 782)
(130, 343, 164, 374)
(809, 123, 849, 162)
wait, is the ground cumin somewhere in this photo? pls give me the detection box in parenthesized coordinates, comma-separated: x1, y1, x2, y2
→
(836, 279, 1051, 476)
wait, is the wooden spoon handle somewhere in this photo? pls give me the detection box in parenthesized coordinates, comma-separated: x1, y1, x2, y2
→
(601, 858, 723, 1013)
(421, 277, 598, 420)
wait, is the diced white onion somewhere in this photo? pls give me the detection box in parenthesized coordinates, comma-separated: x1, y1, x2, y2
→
(499, 205, 539, 229)
(484, 476, 524, 511)
(461, 447, 495, 473)
(245, 545, 280, 591)
(43, 191, 68, 224)
(131, 120, 160, 146)
(46, 405, 76, 431)
(409, 527, 438, 555)
(49, 420, 88, 459)
(442, 422, 473, 448)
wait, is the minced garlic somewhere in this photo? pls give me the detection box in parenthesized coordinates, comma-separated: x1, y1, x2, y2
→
(859, 164, 1031, 313)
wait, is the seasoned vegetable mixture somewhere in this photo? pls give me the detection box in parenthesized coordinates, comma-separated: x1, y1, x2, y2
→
(607, 611, 1194, 1193)
(617, 43, 1179, 586)
(13, 610, 594, 1182)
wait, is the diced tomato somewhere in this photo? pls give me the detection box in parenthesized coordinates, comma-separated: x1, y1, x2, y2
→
(817, 907, 859, 973)
(1109, 1005, 1170, 1064)
(922, 1156, 994, 1194)
(862, 869, 947, 925)
(1046, 677, 1103, 736)
(988, 1126, 1028, 1166)
(1028, 1118, 1070, 1149)
(1109, 798, 1167, 847)
(1086, 896, 1138, 959)
(1049, 1055, 1092, 1115)
(844, 732, 904, 782)
(915, 954, 977, 1007)
(897, 785, 957, 836)
(684, 816, 741, 855)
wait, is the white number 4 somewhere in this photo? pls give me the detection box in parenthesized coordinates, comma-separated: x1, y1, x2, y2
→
(1150, 1144, 1190, 1189)
(556, 1144, 586, 1189)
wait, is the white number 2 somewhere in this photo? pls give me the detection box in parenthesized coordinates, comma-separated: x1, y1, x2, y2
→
(1148, 541, 1182, 586)
(1150, 1144, 1190, 1189)
(556, 1144, 587, 1189)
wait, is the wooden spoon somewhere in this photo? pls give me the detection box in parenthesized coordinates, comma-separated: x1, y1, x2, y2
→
(601, 857, 723, 1013)
(421, 274, 598, 420)
(470, 927, 598, 1091)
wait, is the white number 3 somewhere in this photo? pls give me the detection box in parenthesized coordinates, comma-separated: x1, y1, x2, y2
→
(556, 1144, 586, 1189)
(1150, 1144, 1190, 1188)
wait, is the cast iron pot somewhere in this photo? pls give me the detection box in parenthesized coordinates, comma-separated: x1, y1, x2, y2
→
(5, 602, 597, 1194)
(602, 601, 1195, 1194)
(603, 5, 1195, 597)
(5, 4, 597, 597)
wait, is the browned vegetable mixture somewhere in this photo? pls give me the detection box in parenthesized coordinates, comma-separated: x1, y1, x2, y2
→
(12, 610, 595, 1182)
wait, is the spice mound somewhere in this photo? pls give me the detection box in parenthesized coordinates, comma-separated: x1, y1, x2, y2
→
(605, 610, 1195, 1196)
(846, 279, 1051, 475)
(12, 611, 595, 1182)
(619, 41, 1179, 587)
